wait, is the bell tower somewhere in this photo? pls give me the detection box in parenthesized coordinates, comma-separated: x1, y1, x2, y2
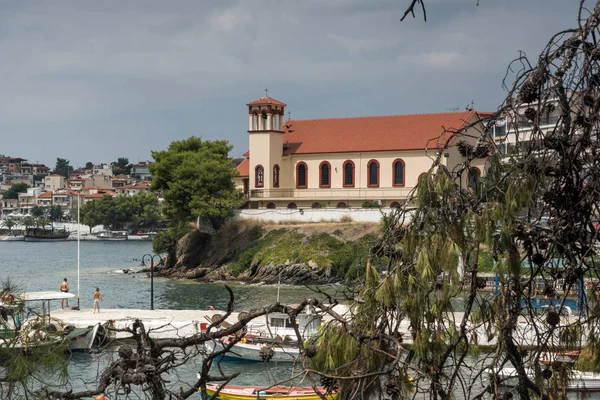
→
(247, 91, 286, 193)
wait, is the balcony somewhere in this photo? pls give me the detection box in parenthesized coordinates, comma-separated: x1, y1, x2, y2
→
(510, 115, 560, 130)
(249, 187, 415, 201)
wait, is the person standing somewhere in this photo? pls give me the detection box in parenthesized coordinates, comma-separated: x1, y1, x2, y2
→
(60, 278, 69, 309)
(93, 287, 103, 314)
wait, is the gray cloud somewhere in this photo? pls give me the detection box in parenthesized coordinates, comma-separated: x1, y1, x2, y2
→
(0, 0, 581, 166)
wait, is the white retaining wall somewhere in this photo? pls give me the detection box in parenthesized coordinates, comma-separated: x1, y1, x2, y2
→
(233, 208, 397, 223)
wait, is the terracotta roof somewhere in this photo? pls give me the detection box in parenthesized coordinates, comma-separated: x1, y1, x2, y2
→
(236, 158, 249, 177)
(246, 96, 287, 107)
(119, 182, 151, 190)
(242, 150, 250, 157)
(280, 111, 478, 154)
(84, 193, 109, 199)
(38, 191, 53, 199)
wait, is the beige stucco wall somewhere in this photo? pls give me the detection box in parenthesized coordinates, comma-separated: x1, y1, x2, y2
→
(249, 131, 283, 190)
(44, 175, 65, 191)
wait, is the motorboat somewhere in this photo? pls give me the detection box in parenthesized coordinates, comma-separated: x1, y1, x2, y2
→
(205, 334, 300, 362)
(95, 230, 128, 240)
(202, 384, 337, 399)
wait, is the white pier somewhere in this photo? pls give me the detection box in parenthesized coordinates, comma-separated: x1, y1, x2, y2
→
(50, 308, 239, 340)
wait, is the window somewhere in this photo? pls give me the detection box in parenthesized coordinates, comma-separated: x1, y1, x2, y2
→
(296, 162, 308, 189)
(336, 202, 347, 208)
(266, 202, 276, 209)
(255, 165, 264, 188)
(319, 161, 331, 188)
(287, 202, 297, 209)
(343, 160, 355, 187)
(367, 160, 379, 187)
(273, 164, 280, 188)
(312, 202, 322, 209)
(469, 167, 481, 185)
(392, 159, 405, 186)
(390, 201, 401, 208)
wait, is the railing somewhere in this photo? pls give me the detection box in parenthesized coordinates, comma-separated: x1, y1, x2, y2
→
(249, 187, 415, 200)
(510, 115, 560, 130)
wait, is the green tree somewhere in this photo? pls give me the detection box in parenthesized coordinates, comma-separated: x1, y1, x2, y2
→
(2, 183, 29, 199)
(53, 158, 72, 177)
(1, 219, 15, 235)
(85, 161, 93, 170)
(149, 137, 242, 259)
(21, 216, 35, 230)
(31, 205, 44, 218)
(112, 157, 133, 176)
(81, 200, 102, 233)
(50, 205, 63, 221)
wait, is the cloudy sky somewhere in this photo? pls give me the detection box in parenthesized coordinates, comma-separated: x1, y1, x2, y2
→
(0, 0, 581, 168)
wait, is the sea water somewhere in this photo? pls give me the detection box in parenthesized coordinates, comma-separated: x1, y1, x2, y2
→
(0, 241, 330, 398)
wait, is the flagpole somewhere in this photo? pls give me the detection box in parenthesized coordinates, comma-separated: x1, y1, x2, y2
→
(77, 192, 80, 310)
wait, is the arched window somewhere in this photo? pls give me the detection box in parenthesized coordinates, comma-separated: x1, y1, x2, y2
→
(367, 160, 380, 187)
(273, 164, 280, 188)
(312, 202, 322, 209)
(255, 165, 264, 188)
(296, 162, 308, 189)
(469, 167, 481, 185)
(319, 161, 331, 188)
(266, 202, 276, 209)
(390, 201, 401, 208)
(343, 160, 355, 187)
(392, 159, 405, 186)
(287, 202, 297, 209)
(336, 202, 347, 208)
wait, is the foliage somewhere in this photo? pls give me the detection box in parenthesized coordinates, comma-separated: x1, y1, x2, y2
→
(53, 158, 72, 177)
(152, 223, 192, 255)
(81, 193, 160, 232)
(111, 157, 133, 176)
(227, 229, 374, 278)
(85, 161, 93, 170)
(49, 205, 63, 221)
(30, 205, 44, 218)
(309, 4, 600, 399)
(2, 183, 29, 199)
(362, 200, 382, 208)
(150, 137, 242, 228)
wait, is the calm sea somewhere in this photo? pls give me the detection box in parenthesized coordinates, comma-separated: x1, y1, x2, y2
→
(0, 241, 332, 398)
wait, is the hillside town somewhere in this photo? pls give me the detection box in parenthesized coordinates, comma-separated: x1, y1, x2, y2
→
(0, 157, 153, 220)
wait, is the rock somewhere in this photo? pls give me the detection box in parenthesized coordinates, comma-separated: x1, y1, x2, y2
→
(308, 260, 319, 269)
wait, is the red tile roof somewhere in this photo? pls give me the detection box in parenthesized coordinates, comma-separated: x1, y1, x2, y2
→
(38, 191, 53, 199)
(280, 111, 478, 154)
(236, 158, 249, 177)
(242, 150, 250, 157)
(246, 96, 287, 107)
(119, 182, 151, 190)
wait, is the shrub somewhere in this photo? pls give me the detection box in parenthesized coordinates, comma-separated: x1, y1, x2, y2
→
(362, 201, 382, 208)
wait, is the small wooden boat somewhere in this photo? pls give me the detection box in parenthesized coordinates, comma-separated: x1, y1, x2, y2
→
(202, 384, 337, 399)
(539, 350, 581, 365)
(24, 227, 69, 242)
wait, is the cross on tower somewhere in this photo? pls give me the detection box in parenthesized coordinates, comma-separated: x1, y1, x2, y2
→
(264, 87, 268, 97)
(288, 110, 291, 120)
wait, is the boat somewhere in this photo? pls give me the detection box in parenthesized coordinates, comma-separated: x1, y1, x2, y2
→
(95, 230, 128, 240)
(201, 384, 337, 399)
(494, 366, 600, 392)
(24, 227, 69, 242)
(539, 350, 581, 366)
(205, 335, 300, 362)
(203, 308, 322, 362)
(0, 291, 106, 352)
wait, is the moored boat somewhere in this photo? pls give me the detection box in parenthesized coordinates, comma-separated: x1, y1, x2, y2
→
(205, 335, 300, 362)
(24, 227, 69, 242)
(494, 367, 600, 392)
(95, 230, 128, 240)
(202, 384, 337, 400)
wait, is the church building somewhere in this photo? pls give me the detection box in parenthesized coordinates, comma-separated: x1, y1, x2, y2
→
(235, 95, 489, 209)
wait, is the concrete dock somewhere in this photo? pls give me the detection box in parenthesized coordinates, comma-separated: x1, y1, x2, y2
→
(50, 308, 240, 340)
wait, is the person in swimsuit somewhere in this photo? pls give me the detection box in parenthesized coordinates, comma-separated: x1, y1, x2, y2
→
(60, 278, 69, 309)
(93, 287, 102, 313)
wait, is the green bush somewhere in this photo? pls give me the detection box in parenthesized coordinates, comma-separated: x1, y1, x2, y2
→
(362, 201, 382, 208)
(478, 250, 495, 272)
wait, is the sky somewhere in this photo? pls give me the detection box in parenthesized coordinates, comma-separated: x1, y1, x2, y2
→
(0, 0, 583, 168)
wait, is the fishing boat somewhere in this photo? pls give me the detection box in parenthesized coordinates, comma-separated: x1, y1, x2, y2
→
(203, 308, 321, 362)
(494, 367, 600, 392)
(205, 335, 300, 362)
(24, 227, 69, 242)
(0, 291, 106, 352)
(202, 384, 337, 400)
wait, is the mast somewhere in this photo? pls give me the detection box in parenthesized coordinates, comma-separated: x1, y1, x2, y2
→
(77, 192, 80, 310)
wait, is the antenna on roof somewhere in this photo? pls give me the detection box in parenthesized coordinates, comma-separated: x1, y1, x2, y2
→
(288, 110, 291, 120)
(265, 87, 268, 97)
(466, 100, 474, 111)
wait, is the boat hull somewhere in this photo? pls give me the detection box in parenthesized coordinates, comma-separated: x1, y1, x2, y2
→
(203, 384, 337, 400)
(24, 236, 69, 242)
(205, 339, 299, 362)
(496, 367, 600, 392)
